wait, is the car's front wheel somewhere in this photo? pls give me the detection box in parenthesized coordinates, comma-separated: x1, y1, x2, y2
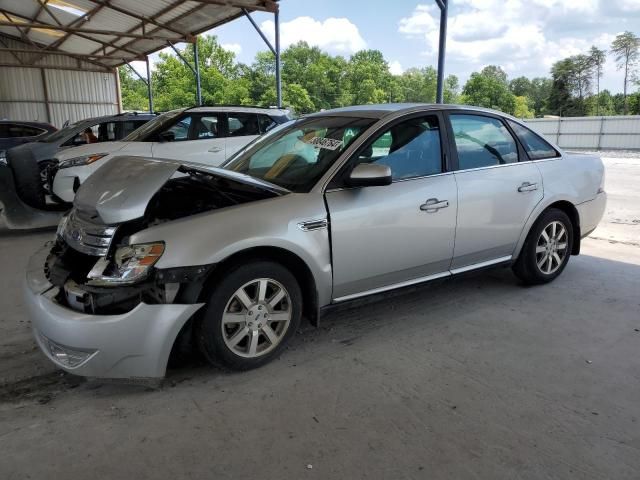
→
(197, 261, 302, 370)
(513, 208, 574, 285)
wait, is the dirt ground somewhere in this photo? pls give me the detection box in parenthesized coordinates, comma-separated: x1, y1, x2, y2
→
(1, 153, 639, 479)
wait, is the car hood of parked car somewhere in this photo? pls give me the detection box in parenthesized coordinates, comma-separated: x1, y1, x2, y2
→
(74, 155, 290, 225)
(55, 141, 129, 161)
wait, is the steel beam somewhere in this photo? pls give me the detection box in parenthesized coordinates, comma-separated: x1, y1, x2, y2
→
(193, 42, 202, 106)
(435, 0, 448, 104)
(275, 7, 281, 108)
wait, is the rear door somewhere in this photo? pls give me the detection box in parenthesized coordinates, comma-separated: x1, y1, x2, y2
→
(151, 113, 227, 166)
(326, 113, 458, 300)
(224, 112, 263, 160)
(446, 112, 543, 270)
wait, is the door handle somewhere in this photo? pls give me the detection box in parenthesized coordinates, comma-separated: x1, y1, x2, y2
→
(518, 182, 538, 193)
(420, 198, 449, 213)
(208, 146, 223, 153)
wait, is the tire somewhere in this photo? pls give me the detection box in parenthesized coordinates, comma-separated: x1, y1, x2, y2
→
(7, 150, 46, 209)
(196, 261, 302, 371)
(513, 208, 574, 285)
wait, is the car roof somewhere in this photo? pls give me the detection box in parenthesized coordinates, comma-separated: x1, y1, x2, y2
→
(307, 103, 519, 121)
(185, 106, 291, 115)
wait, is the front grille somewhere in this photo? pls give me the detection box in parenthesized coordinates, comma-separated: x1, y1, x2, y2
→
(62, 210, 116, 256)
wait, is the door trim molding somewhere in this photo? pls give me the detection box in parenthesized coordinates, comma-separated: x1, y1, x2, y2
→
(333, 271, 452, 303)
(332, 255, 513, 303)
(449, 255, 513, 274)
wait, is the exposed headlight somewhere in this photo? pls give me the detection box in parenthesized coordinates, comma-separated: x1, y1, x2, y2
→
(87, 242, 165, 286)
(0, 150, 6, 164)
(58, 153, 108, 169)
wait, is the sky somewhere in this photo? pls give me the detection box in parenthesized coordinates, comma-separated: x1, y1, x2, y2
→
(131, 0, 640, 94)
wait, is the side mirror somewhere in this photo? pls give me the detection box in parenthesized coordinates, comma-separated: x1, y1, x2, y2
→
(346, 163, 392, 187)
(158, 130, 175, 142)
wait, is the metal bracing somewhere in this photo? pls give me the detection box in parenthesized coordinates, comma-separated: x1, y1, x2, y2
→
(168, 40, 202, 106)
(124, 59, 154, 113)
(242, 6, 282, 107)
(0, 1, 279, 67)
(435, 0, 448, 104)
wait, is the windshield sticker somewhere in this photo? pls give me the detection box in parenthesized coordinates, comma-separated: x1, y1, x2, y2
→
(303, 136, 343, 151)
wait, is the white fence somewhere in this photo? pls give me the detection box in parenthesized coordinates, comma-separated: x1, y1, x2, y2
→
(524, 115, 640, 150)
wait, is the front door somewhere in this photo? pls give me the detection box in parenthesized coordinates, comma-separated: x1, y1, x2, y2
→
(447, 113, 544, 269)
(326, 114, 457, 300)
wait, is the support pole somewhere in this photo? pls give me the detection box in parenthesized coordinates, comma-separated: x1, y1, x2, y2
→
(193, 40, 202, 106)
(168, 41, 201, 106)
(275, 7, 282, 108)
(145, 56, 154, 113)
(242, 7, 281, 107)
(435, 0, 448, 104)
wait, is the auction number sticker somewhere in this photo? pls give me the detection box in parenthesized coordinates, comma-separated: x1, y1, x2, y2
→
(304, 136, 343, 150)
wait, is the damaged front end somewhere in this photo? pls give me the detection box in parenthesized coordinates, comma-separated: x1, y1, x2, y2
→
(46, 157, 284, 315)
(28, 156, 288, 378)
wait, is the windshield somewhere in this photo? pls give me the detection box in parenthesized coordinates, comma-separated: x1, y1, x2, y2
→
(224, 116, 376, 192)
(123, 109, 184, 142)
(39, 120, 93, 143)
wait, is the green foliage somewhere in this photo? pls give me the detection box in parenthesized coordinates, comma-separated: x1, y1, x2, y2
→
(513, 96, 534, 118)
(460, 66, 516, 114)
(118, 68, 149, 111)
(119, 33, 639, 120)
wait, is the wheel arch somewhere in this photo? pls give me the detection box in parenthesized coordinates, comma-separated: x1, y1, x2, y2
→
(516, 199, 581, 260)
(200, 246, 320, 327)
(544, 200, 581, 255)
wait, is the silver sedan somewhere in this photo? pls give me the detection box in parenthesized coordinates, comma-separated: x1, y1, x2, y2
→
(25, 104, 607, 378)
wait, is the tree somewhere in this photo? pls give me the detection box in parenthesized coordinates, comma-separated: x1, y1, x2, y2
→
(548, 57, 591, 116)
(480, 65, 508, 84)
(588, 46, 606, 115)
(611, 31, 640, 114)
(460, 68, 516, 114)
(514, 96, 534, 118)
(509, 76, 532, 97)
(118, 67, 149, 111)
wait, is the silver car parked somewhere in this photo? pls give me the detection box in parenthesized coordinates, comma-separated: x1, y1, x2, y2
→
(25, 104, 606, 379)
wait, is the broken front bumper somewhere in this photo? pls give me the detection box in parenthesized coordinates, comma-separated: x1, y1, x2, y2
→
(0, 164, 62, 229)
(25, 245, 204, 379)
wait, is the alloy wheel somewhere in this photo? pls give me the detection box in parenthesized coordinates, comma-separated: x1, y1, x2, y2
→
(535, 220, 569, 275)
(221, 278, 292, 358)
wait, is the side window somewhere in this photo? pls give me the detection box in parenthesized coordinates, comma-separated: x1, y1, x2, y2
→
(193, 115, 222, 139)
(63, 124, 99, 146)
(258, 114, 277, 133)
(351, 116, 443, 181)
(0, 125, 9, 138)
(450, 114, 518, 169)
(508, 121, 559, 160)
(118, 120, 146, 139)
(97, 122, 116, 142)
(159, 116, 192, 141)
(228, 113, 260, 137)
(9, 125, 46, 137)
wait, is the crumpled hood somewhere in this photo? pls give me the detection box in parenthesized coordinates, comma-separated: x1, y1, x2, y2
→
(55, 141, 128, 161)
(74, 156, 288, 225)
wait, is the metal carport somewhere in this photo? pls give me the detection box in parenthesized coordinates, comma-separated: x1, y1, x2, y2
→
(0, 0, 281, 127)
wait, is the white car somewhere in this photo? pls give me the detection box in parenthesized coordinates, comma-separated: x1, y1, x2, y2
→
(50, 106, 292, 203)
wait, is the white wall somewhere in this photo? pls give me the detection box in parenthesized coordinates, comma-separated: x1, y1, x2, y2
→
(0, 37, 120, 127)
(525, 116, 640, 150)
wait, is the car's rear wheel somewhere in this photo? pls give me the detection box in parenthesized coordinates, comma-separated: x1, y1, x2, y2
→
(196, 261, 302, 370)
(513, 208, 574, 285)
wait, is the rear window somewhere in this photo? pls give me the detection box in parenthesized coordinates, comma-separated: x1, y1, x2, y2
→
(508, 121, 559, 160)
(0, 124, 46, 138)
